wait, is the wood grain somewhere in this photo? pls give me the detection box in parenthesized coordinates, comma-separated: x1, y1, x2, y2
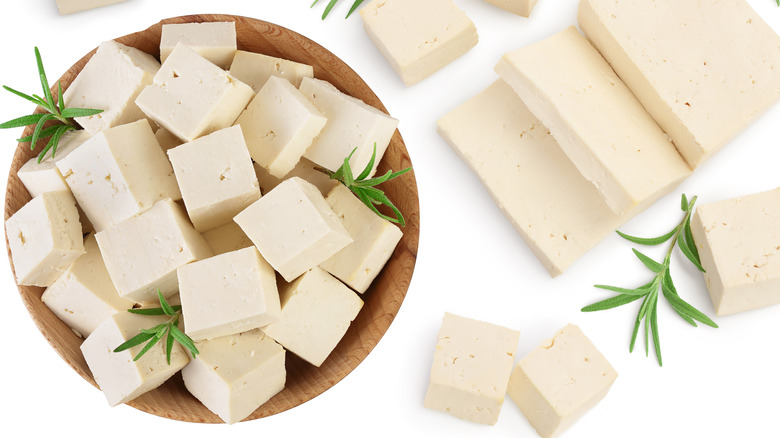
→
(4, 14, 419, 423)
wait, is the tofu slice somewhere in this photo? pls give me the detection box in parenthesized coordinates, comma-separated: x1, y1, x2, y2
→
(17, 130, 92, 198)
(229, 51, 314, 92)
(160, 22, 238, 69)
(253, 159, 337, 197)
(56, 0, 129, 14)
(481, 0, 538, 17)
(201, 222, 253, 256)
(495, 26, 691, 215)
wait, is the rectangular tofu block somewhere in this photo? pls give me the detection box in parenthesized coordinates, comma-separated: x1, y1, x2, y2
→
(56, 0, 129, 14)
(95, 199, 213, 303)
(6, 191, 84, 287)
(167, 126, 261, 232)
(360, 0, 478, 86)
(64, 40, 159, 134)
(299, 77, 399, 176)
(253, 159, 337, 197)
(495, 26, 691, 215)
(437, 80, 624, 277)
(481, 0, 537, 17)
(579, 0, 780, 168)
(508, 324, 617, 438)
(201, 222, 253, 256)
(182, 329, 285, 424)
(229, 51, 314, 92)
(235, 76, 327, 178)
(423, 313, 520, 425)
(160, 22, 237, 69)
(262, 267, 363, 367)
(17, 130, 92, 198)
(56, 119, 181, 232)
(81, 312, 189, 407)
(136, 43, 254, 143)
(691, 188, 780, 315)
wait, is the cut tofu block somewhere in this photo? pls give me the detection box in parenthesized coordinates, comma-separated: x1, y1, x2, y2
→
(299, 77, 398, 176)
(56, 119, 181, 232)
(42, 235, 134, 337)
(235, 76, 327, 178)
(234, 177, 352, 282)
(495, 26, 691, 215)
(253, 159, 337, 197)
(160, 22, 237, 69)
(17, 130, 92, 198)
(438, 80, 624, 277)
(56, 0, 129, 14)
(178, 247, 281, 341)
(229, 51, 314, 92)
(508, 324, 617, 438)
(136, 43, 254, 143)
(154, 127, 183, 155)
(481, 0, 537, 17)
(167, 126, 261, 232)
(63, 40, 159, 134)
(81, 312, 189, 407)
(202, 222, 253, 256)
(6, 192, 84, 287)
(423, 313, 520, 425)
(320, 184, 402, 293)
(579, 0, 780, 168)
(182, 329, 285, 424)
(691, 188, 780, 315)
(262, 267, 363, 367)
(95, 199, 213, 303)
(360, 0, 478, 86)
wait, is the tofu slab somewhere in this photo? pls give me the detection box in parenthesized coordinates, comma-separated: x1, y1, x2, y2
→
(229, 51, 314, 92)
(17, 130, 92, 198)
(253, 159, 337, 197)
(481, 0, 538, 17)
(160, 22, 237, 69)
(56, 0, 130, 14)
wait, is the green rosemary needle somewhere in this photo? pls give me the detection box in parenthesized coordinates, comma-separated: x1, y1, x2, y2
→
(311, 0, 365, 19)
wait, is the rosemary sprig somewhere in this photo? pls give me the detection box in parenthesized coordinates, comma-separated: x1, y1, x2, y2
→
(582, 194, 718, 366)
(113, 290, 198, 364)
(311, 0, 365, 19)
(0, 47, 102, 163)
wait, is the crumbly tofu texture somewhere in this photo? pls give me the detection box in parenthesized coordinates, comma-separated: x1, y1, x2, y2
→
(229, 51, 314, 92)
(423, 313, 520, 426)
(437, 80, 624, 277)
(495, 26, 691, 215)
(160, 22, 237, 69)
(63, 40, 160, 134)
(579, 0, 780, 168)
(508, 324, 617, 438)
(6, 191, 84, 287)
(17, 130, 92, 198)
(481, 0, 538, 17)
(360, 0, 478, 86)
(253, 159, 337, 197)
(691, 188, 780, 316)
(56, 0, 129, 14)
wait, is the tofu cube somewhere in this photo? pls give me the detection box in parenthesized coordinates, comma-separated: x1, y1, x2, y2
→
(508, 324, 617, 438)
(135, 43, 254, 143)
(80, 312, 189, 407)
(160, 22, 238, 69)
(229, 50, 314, 92)
(691, 188, 780, 315)
(17, 130, 92, 198)
(262, 267, 363, 367)
(63, 40, 160, 134)
(234, 177, 352, 282)
(299, 77, 398, 176)
(320, 184, 402, 293)
(253, 159, 337, 197)
(182, 329, 285, 424)
(202, 222, 253, 256)
(481, 0, 537, 17)
(56, 119, 181, 232)
(360, 0, 478, 86)
(95, 199, 213, 303)
(423, 313, 520, 425)
(56, 0, 130, 14)
(178, 247, 281, 341)
(42, 234, 134, 337)
(235, 76, 327, 178)
(167, 126, 261, 232)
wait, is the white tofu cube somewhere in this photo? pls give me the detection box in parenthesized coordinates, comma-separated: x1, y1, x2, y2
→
(56, 0, 129, 14)
(481, 0, 537, 17)
(262, 267, 362, 367)
(135, 43, 254, 143)
(63, 40, 160, 134)
(17, 130, 92, 198)
(234, 177, 352, 282)
(178, 247, 281, 341)
(360, 0, 478, 86)
(95, 199, 213, 303)
(253, 159, 337, 197)
(235, 76, 327, 178)
(42, 235, 134, 337)
(423, 313, 520, 425)
(229, 50, 314, 92)
(6, 191, 84, 287)
(508, 324, 617, 438)
(202, 222, 253, 256)
(80, 312, 189, 407)
(320, 185, 402, 293)
(167, 126, 261, 232)
(56, 119, 181, 232)
(160, 22, 237, 69)
(182, 329, 285, 424)
(299, 77, 398, 176)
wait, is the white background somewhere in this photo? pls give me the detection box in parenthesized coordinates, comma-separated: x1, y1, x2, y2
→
(1, 0, 780, 436)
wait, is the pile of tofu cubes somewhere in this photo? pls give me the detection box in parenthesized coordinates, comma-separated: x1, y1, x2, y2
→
(6, 21, 403, 424)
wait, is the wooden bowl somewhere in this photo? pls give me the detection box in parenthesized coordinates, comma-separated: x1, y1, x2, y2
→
(4, 14, 419, 423)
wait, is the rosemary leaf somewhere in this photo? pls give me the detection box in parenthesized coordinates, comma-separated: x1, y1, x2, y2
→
(617, 226, 677, 246)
